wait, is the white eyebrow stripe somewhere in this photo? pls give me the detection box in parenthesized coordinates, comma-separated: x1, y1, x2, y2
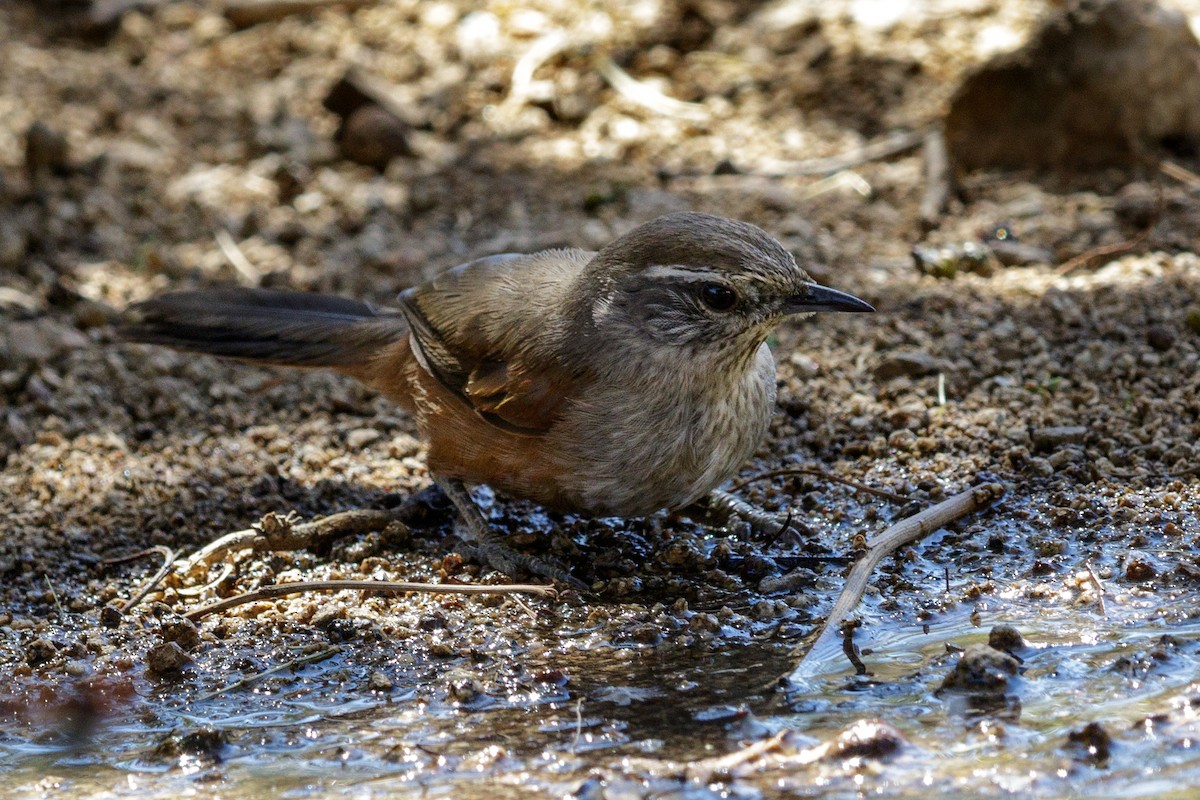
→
(643, 264, 719, 282)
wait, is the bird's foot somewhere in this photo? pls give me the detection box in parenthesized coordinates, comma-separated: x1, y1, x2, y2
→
(436, 477, 587, 591)
(702, 489, 813, 543)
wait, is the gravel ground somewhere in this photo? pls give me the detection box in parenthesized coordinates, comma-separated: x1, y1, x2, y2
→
(2, 1, 1200, 797)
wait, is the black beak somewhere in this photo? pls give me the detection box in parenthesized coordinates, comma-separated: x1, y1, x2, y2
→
(785, 282, 875, 314)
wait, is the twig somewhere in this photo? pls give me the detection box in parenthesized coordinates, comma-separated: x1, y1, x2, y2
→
(788, 482, 1005, 681)
(197, 645, 342, 701)
(701, 729, 790, 773)
(919, 125, 950, 227)
(182, 579, 557, 622)
(571, 697, 584, 753)
(44, 576, 64, 617)
(181, 509, 403, 573)
(103, 545, 176, 613)
(740, 128, 928, 178)
(1055, 185, 1160, 277)
(1083, 560, 1107, 618)
(0, 286, 42, 312)
(222, 0, 376, 29)
(841, 619, 869, 676)
(1160, 160, 1200, 189)
(175, 562, 234, 597)
(1054, 235, 1148, 277)
(215, 229, 261, 285)
(728, 467, 910, 504)
(597, 56, 710, 122)
(504, 30, 572, 110)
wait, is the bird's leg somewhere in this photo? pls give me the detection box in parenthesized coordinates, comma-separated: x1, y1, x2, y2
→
(702, 489, 814, 542)
(435, 476, 586, 590)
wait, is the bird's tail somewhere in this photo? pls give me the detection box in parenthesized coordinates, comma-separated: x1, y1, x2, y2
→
(122, 287, 409, 372)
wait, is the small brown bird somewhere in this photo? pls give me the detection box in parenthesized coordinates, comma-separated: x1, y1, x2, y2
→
(124, 212, 873, 585)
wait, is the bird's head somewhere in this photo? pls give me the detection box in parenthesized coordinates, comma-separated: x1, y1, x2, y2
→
(580, 212, 873, 356)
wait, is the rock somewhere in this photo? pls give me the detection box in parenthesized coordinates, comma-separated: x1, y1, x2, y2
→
(3, 317, 89, 366)
(987, 238, 1053, 267)
(939, 643, 1020, 695)
(337, 105, 412, 171)
(988, 625, 1027, 655)
(1125, 558, 1157, 582)
(822, 719, 906, 761)
(1032, 426, 1087, 451)
(146, 640, 191, 675)
(874, 351, 942, 380)
(25, 121, 69, 176)
(1065, 721, 1113, 765)
(25, 637, 58, 666)
(159, 617, 202, 651)
(945, 0, 1200, 171)
(323, 67, 414, 171)
(1146, 324, 1176, 352)
(1114, 181, 1160, 227)
(346, 428, 383, 449)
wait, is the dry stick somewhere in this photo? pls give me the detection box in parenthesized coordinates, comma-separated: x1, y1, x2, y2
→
(728, 466, 910, 504)
(788, 482, 1005, 682)
(214, 229, 261, 285)
(103, 545, 177, 613)
(1055, 184, 1161, 277)
(222, 0, 376, 28)
(183, 579, 557, 623)
(1084, 560, 1108, 618)
(182, 509, 403, 573)
(1160, 160, 1200, 189)
(596, 56, 710, 122)
(198, 645, 343, 701)
(918, 125, 950, 227)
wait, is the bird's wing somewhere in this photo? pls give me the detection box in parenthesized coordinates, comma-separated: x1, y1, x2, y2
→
(397, 249, 594, 434)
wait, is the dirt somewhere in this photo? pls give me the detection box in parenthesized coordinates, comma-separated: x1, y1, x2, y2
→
(2, 0, 1200, 797)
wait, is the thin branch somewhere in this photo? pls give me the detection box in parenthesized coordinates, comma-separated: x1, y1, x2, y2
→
(103, 545, 176, 613)
(181, 509, 404, 573)
(788, 482, 1005, 681)
(215, 229, 262, 285)
(737, 128, 929, 178)
(919, 125, 950, 227)
(197, 645, 343, 701)
(729, 467, 910, 504)
(1084, 560, 1107, 618)
(182, 579, 557, 622)
(597, 56, 710, 122)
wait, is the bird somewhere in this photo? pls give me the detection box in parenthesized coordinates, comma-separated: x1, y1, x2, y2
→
(123, 212, 874, 587)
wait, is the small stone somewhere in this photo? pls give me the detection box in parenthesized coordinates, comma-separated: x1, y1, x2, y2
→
(146, 641, 191, 675)
(988, 624, 1026, 654)
(874, 351, 942, 380)
(1033, 426, 1087, 451)
(367, 671, 393, 692)
(823, 719, 906, 761)
(346, 428, 382, 449)
(1146, 325, 1175, 352)
(25, 637, 58, 666)
(1125, 558, 1157, 582)
(4, 318, 89, 365)
(1065, 721, 1112, 765)
(939, 643, 1020, 695)
(337, 105, 411, 171)
(25, 121, 69, 175)
(1186, 305, 1200, 334)
(99, 604, 124, 628)
(160, 617, 202, 651)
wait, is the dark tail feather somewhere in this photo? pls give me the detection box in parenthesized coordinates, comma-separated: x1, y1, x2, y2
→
(122, 288, 408, 369)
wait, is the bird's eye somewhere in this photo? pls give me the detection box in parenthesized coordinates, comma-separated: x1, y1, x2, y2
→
(699, 283, 738, 312)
